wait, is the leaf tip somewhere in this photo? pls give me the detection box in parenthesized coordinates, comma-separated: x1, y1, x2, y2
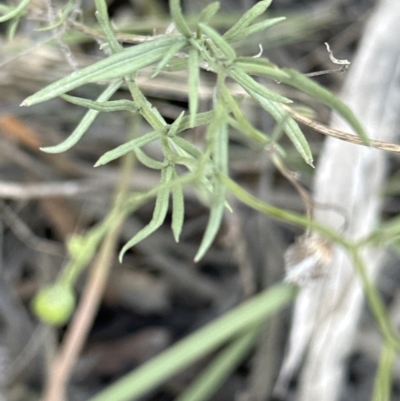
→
(194, 246, 208, 262)
(40, 146, 57, 154)
(118, 250, 125, 263)
(94, 155, 109, 167)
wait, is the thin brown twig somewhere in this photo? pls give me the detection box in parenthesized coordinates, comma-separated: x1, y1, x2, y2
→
(67, 19, 149, 44)
(0, 201, 63, 256)
(41, 215, 123, 401)
(0, 171, 161, 199)
(281, 104, 400, 153)
(0, 180, 112, 199)
(266, 148, 348, 234)
(305, 42, 350, 77)
(41, 141, 134, 401)
(267, 148, 315, 236)
(304, 66, 347, 77)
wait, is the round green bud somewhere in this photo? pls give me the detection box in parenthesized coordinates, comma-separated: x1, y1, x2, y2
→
(32, 285, 76, 326)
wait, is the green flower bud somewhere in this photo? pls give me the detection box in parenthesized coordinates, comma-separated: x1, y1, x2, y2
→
(32, 285, 76, 326)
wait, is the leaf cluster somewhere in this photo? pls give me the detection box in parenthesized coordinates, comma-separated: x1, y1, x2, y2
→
(14, 0, 369, 263)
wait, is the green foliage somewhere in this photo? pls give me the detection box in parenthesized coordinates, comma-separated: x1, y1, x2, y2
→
(41, 80, 124, 153)
(86, 283, 296, 401)
(119, 166, 172, 261)
(0, 0, 31, 23)
(19, 0, 368, 264)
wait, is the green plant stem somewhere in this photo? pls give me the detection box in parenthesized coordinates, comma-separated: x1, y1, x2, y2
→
(221, 174, 346, 245)
(126, 80, 166, 130)
(372, 340, 396, 401)
(222, 174, 400, 349)
(349, 248, 400, 349)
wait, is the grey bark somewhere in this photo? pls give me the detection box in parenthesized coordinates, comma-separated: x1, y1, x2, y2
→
(276, 1, 400, 400)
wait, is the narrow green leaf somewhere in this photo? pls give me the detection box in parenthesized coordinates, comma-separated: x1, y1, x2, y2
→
(41, 79, 123, 154)
(168, 111, 186, 137)
(188, 48, 200, 127)
(227, 116, 266, 146)
(234, 58, 290, 81)
(171, 156, 199, 171)
(214, 115, 229, 176)
(95, 0, 124, 53)
(170, 136, 203, 159)
(61, 95, 139, 113)
(169, 138, 212, 184)
(151, 40, 187, 78)
(223, 0, 273, 42)
(161, 56, 188, 72)
(228, 68, 292, 104)
(86, 283, 295, 401)
(6, 16, 20, 40)
(119, 166, 173, 261)
(226, 17, 285, 43)
(170, 0, 192, 38)
(171, 170, 185, 242)
(248, 88, 313, 165)
(177, 110, 215, 132)
(198, 2, 220, 24)
(167, 140, 213, 197)
(198, 23, 236, 61)
(280, 68, 369, 144)
(220, 86, 267, 145)
(22, 36, 184, 106)
(134, 148, 168, 170)
(95, 130, 162, 166)
(125, 80, 167, 130)
(0, 0, 31, 22)
(176, 326, 260, 401)
(194, 112, 228, 262)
